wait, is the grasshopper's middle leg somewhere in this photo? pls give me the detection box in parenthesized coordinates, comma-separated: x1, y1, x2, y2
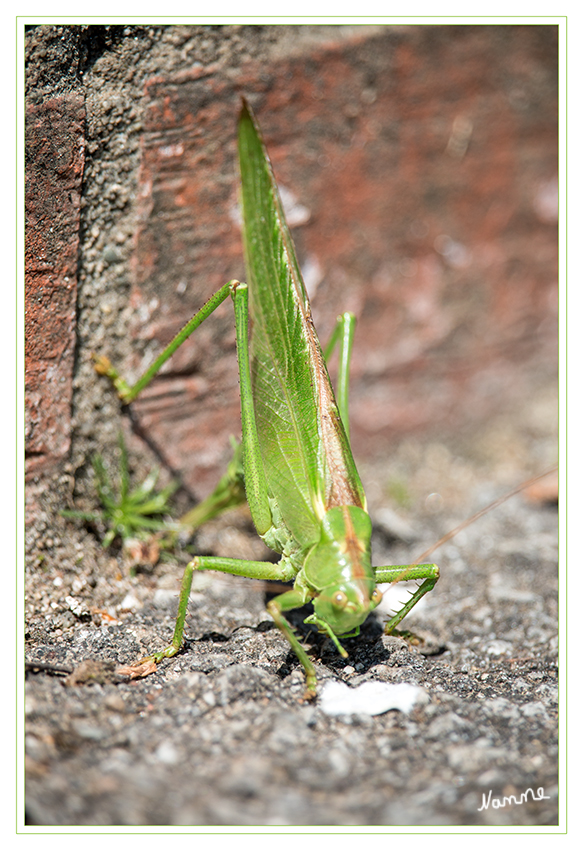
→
(140, 554, 299, 664)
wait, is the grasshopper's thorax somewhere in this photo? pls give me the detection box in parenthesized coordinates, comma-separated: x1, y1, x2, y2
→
(304, 505, 382, 636)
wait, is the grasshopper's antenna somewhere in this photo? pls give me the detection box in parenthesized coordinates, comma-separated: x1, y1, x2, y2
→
(412, 465, 558, 567)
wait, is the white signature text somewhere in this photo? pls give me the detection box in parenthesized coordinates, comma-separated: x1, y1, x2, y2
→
(478, 786, 550, 811)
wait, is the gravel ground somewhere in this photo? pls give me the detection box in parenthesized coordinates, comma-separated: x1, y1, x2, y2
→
(25, 473, 558, 827)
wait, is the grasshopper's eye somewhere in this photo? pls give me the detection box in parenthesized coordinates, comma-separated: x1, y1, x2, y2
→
(371, 588, 383, 607)
(332, 591, 348, 609)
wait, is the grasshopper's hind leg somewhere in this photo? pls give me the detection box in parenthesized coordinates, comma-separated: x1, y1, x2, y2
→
(94, 282, 234, 403)
(322, 312, 356, 438)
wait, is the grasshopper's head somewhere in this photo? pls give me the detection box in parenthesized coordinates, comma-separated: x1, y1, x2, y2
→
(312, 580, 383, 637)
(303, 506, 383, 649)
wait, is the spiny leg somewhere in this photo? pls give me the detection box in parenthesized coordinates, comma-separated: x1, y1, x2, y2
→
(373, 563, 439, 635)
(116, 557, 200, 679)
(94, 281, 247, 538)
(230, 280, 272, 536)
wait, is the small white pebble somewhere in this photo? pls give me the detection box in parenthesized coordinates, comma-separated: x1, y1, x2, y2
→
(320, 681, 428, 717)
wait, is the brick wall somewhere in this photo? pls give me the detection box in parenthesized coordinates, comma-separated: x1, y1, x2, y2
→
(25, 24, 558, 514)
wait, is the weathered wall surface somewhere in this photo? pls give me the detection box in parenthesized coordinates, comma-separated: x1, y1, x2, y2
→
(25, 22, 557, 574)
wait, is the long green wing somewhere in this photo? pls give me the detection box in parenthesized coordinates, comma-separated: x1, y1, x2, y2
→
(238, 101, 366, 549)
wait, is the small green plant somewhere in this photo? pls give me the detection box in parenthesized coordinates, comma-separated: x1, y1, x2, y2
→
(62, 433, 179, 549)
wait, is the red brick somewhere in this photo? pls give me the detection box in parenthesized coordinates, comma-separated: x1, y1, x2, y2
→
(25, 94, 85, 484)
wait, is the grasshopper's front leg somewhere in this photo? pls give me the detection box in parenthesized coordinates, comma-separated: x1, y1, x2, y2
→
(191, 557, 319, 699)
(113, 280, 288, 680)
(266, 589, 319, 700)
(373, 563, 440, 636)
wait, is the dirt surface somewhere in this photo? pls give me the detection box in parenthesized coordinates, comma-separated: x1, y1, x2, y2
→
(26, 481, 558, 826)
(24, 25, 558, 828)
